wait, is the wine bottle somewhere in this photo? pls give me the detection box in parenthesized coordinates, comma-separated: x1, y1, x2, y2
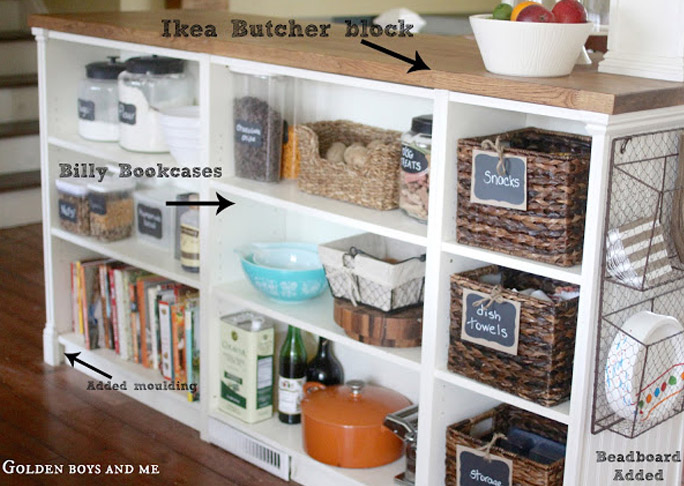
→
(306, 337, 344, 386)
(278, 325, 308, 424)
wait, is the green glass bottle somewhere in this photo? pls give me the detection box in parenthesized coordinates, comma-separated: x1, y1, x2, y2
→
(278, 325, 308, 424)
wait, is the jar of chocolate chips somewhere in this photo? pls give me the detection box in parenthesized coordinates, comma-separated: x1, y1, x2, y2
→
(56, 179, 90, 235)
(399, 115, 432, 222)
(231, 67, 286, 182)
(86, 178, 136, 242)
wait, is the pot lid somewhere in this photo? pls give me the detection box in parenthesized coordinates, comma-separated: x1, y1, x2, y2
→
(85, 56, 126, 80)
(125, 55, 185, 75)
(301, 380, 411, 427)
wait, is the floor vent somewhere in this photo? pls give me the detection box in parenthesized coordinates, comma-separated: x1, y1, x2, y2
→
(208, 418, 290, 481)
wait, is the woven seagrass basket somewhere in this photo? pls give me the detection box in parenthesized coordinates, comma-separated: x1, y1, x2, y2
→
(449, 266, 578, 406)
(295, 120, 401, 210)
(446, 405, 567, 486)
(457, 128, 591, 267)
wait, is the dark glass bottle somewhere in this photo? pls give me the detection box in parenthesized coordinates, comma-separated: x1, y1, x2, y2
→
(278, 325, 307, 424)
(306, 337, 344, 386)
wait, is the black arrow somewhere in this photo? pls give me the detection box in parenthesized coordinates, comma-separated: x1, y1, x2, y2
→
(360, 39, 430, 73)
(64, 352, 112, 379)
(165, 192, 235, 215)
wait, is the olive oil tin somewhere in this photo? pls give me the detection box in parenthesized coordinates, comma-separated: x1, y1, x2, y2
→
(219, 312, 274, 423)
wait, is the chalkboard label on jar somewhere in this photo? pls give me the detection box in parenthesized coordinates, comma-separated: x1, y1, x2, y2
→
(137, 203, 163, 239)
(470, 150, 527, 211)
(461, 288, 520, 356)
(401, 143, 429, 174)
(118, 102, 137, 125)
(89, 194, 107, 215)
(58, 199, 78, 223)
(234, 119, 263, 148)
(78, 99, 95, 121)
(456, 444, 512, 486)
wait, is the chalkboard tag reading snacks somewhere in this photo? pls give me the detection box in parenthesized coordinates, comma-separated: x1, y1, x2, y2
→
(461, 288, 521, 356)
(456, 444, 512, 486)
(446, 405, 568, 486)
(55, 179, 90, 235)
(232, 69, 286, 182)
(470, 146, 527, 211)
(449, 266, 579, 406)
(457, 128, 591, 267)
(86, 178, 135, 242)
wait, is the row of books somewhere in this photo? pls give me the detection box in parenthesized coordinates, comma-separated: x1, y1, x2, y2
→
(70, 258, 200, 401)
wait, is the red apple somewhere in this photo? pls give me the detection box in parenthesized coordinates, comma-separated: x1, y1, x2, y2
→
(516, 4, 556, 23)
(551, 0, 588, 23)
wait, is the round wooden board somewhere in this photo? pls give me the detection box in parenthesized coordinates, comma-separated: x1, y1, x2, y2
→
(333, 298, 422, 348)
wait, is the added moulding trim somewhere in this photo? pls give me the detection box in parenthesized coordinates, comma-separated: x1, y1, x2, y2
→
(28, 11, 684, 115)
(58, 332, 202, 431)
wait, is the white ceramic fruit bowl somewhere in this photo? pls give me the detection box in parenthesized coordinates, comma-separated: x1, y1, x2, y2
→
(470, 14, 593, 77)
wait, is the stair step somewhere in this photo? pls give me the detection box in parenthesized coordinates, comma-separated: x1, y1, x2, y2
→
(0, 169, 41, 194)
(0, 31, 33, 42)
(0, 73, 37, 89)
(0, 40, 36, 76)
(0, 120, 39, 139)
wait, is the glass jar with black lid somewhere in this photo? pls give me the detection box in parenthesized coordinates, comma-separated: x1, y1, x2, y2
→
(118, 55, 194, 153)
(77, 56, 126, 142)
(399, 114, 433, 222)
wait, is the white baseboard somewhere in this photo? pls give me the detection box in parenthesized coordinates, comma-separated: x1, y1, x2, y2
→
(0, 186, 41, 228)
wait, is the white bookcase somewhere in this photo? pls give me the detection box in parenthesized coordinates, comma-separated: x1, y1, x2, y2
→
(34, 27, 684, 486)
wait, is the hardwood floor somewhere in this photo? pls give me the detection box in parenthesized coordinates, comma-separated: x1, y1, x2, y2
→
(0, 224, 291, 486)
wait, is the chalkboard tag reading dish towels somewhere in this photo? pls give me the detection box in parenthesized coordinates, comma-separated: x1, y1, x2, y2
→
(456, 444, 512, 486)
(470, 149, 527, 211)
(461, 288, 521, 356)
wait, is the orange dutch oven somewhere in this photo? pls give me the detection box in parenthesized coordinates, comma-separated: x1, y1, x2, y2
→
(300, 379, 412, 468)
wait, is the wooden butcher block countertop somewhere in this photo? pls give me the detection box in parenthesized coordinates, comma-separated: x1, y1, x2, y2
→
(30, 10, 684, 114)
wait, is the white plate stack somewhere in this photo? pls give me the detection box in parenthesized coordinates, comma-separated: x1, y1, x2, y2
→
(159, 105, 200, 168)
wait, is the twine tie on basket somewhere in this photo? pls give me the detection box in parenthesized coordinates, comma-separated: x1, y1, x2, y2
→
(327, 254, 361, 306)
(473, 285, 506, 309)
(481, 137, 508, 177)
(478, 433, 507, 462)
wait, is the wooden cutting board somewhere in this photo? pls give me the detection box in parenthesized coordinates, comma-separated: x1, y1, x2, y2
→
(333, 298, 422, 348)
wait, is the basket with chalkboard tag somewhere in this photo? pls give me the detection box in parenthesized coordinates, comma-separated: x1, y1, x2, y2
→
(456, 128, 591, 267)
(449, 265, 579, 406)
(446, 404, 567, 486)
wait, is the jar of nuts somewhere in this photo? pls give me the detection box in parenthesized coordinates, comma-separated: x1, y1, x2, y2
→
(399, 115, 432, 222)
(56, 179, 90, 235)
(87, 178, 136, 242)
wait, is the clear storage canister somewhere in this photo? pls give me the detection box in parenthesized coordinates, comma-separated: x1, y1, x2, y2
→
(180, 207, 199, 273)
(399, 115, 432, 222)
(55, 179, 90, 235)
(232, 69, 286, 182)
(118, 56, 194, 153)
(77, 56, 126, 142)
(87, 178, 136, 242)
(133, 186, 180, 250)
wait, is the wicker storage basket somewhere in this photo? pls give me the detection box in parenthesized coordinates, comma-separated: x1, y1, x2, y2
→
(457, 128, 591, 267)
(449, 266, 578, 406)
(296, 120, 402, 210)
(318, 233, 426, 312)
(446, 405, 567, 486)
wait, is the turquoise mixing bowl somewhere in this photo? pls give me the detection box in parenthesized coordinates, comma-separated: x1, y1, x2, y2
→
(235, 243, 328, 303)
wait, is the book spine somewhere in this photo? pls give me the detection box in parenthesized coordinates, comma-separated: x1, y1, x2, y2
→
(136, 280, 149, 368)
(129, 282, 139, 364)
(70, 262, 78, 334)
(185, 306, 193, 402)
(171, 303, 186, 384)
(98, 265, 111, 350)
(148, 286, 160, 372)
(79, 263, 89, 348)
(108, 267, 119, 354)
(159, 301, 173, 381)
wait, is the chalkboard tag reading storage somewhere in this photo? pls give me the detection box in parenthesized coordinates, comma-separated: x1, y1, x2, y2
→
(456, 444, 512, 486)
(461, 288, 520, 356)
(470, 149, 527, 211)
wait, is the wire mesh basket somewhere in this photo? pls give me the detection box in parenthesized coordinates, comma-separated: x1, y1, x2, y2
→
(592, 128, 684, 439)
